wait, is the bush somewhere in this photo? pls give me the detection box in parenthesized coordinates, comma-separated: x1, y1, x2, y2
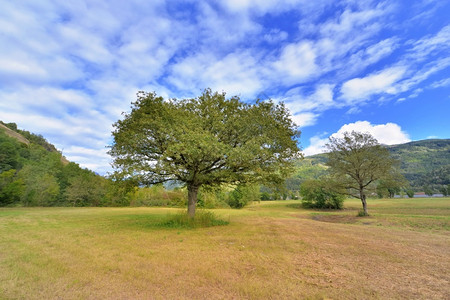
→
(300, 179, 344, 209)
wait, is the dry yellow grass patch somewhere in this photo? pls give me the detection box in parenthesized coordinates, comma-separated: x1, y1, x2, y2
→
(0, 200, 449, 299)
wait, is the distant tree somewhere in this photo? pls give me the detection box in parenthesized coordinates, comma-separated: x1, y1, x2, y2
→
(109, 89, 300, 217)
(326, 131, 404, 216)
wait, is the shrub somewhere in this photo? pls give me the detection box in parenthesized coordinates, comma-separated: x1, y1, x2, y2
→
(357, 210, 367, 217)
(300, 179, 344, 209)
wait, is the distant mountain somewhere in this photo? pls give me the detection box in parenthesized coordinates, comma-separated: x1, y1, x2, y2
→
(295, 139, 450, 192)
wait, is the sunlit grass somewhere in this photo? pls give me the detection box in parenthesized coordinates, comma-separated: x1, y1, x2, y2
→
(0, 198, 449, 299)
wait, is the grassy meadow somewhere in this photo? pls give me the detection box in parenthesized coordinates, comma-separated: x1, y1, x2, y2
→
(0, 198, 449, 299)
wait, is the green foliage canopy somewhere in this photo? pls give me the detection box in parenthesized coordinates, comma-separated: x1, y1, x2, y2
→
(109, 89, 301, 217)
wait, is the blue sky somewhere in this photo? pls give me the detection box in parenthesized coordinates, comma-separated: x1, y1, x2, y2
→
(0, 0, 449, 174)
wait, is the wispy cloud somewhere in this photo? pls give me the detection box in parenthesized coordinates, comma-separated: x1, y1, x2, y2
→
(340, 66, 406, 103)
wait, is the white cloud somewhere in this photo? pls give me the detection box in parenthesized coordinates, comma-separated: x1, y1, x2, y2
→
(219, 0, 307, 15)
(168, 51, 264, 98)
(343, 38, 399, 75)
(291, 112, 319, 128)
(319, 7, 384, 38)
(409, 25, 450, 61)
(340, 67, 406, 103)
(395, 57, 450, 94)
(430, 78, 450, 88)
(304, 121, 411, 156)
(282, 84, 335, 122)
(303, 135, 329, 156)
(263, 29, 288, 44)
(273, 41, 318, 85)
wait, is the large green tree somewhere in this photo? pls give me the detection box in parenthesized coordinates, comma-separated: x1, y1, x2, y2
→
(109, 89, 300, 217)
(325, 131, 404, 216)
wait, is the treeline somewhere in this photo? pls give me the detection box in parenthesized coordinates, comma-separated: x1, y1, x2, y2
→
(2, 121, 448, 208)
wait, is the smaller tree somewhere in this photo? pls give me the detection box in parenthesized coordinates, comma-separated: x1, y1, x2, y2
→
(300, 179, 344, 209)
(326, 131, 404, 216)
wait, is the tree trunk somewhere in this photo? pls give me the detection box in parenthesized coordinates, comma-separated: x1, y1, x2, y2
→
(187, 184, 199, 218)
(360, 190, 369, 216)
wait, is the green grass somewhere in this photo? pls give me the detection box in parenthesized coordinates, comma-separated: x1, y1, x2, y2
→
(0, 198, 449, 299)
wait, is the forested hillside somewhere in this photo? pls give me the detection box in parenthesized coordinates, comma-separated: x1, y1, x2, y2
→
(0, 121, 127, 207)
(387, 139, 450, 191)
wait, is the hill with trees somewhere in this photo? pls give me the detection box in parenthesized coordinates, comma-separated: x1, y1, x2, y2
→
(0, 121, 127, 207)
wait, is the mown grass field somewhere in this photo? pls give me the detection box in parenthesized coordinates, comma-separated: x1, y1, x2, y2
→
(0, 198, 449, 299)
